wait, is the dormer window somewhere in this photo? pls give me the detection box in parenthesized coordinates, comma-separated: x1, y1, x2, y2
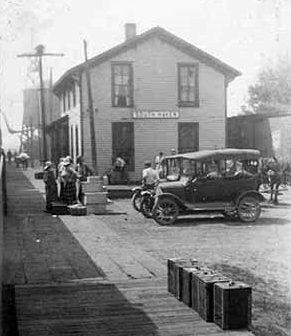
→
(112, 62, 133, 107)
(178, 63, 199, 107)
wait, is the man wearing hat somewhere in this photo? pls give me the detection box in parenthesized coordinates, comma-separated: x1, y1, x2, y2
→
(142, 161, 159, 190)
(43, 161, 58, 212)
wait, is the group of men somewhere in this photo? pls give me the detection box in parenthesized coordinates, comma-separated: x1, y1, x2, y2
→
(142, 148, 176, 190)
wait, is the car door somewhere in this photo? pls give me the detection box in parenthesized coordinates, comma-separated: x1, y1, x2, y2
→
(191, 177, 225, 203)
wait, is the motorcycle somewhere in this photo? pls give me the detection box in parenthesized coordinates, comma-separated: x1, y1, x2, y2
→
(131, 186, 143, 212)
(140, 189, 155, 218)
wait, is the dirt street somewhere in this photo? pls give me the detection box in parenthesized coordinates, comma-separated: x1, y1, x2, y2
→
(101, 193, 291, 336)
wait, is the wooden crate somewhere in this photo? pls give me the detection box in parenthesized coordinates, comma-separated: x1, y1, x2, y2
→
(181, 266, 202, 306)
(190, 267, 213, 311)
(175, 259, 199, 300)
(34, 172, 44, 180)
(68, 205, 87, 216)
(51, 202, 69, 215)
(197, 274, 230, 322)
(167, 258, 180, 295)
(167, 258, 198, 297)
(214, 281, 252, 330)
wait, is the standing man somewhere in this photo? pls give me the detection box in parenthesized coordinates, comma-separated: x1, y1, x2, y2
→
(142, 161, 159, 190)
(154, 152, 164, 171)
(171, 148, 177, 156)
(7, 149, 12, 164)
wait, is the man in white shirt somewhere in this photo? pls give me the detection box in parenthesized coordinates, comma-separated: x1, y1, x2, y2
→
(142, 161, 159, 189)
(154, 152, 164, 170)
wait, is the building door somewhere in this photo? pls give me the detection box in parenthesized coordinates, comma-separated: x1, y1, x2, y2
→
(112, 122, 134, 171)
(178, 122, 199, 153)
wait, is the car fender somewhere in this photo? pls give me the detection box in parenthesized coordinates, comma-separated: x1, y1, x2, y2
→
(154, 193, 185, 209)
(236, 190, 265, 205)
(132, 186, 142, 193)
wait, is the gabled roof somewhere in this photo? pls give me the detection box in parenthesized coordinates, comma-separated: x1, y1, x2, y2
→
(53, 26, 241, 94)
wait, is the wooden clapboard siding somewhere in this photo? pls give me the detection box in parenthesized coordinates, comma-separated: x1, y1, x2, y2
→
(81, 36, 226, 180)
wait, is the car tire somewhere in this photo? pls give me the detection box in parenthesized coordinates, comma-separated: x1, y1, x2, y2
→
(140, 197, 153, 218)
(237, 196, 261, 222)
(152, 197, 179, 225)
(132, 191, 142, 212)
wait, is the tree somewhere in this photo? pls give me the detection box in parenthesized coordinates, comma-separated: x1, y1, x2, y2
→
(245, 57, 291, 114)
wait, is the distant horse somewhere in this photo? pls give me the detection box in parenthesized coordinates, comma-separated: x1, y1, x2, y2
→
(267, 158, 282, 204)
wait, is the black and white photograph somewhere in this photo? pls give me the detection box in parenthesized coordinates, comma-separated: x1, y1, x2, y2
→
(1, 0, 291, 335)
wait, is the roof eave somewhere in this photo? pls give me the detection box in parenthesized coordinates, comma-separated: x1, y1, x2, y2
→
(53, 26, 241, 93)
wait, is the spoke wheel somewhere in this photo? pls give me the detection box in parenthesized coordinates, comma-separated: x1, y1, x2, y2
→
(153, 198, 179, 225)
(140, 197, 154, 218)
(237, 196, 261, 222)
(132, 192, 142, 212)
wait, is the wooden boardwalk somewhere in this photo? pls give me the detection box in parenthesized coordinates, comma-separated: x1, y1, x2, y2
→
(3, 167, 254, 336)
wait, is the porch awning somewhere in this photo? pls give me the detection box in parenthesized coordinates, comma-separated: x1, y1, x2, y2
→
(46, 114, 68, 132)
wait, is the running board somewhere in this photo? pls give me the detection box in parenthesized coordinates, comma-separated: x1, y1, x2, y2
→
(184, 202, 235, 211)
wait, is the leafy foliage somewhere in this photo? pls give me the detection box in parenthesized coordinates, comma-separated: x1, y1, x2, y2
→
(246, 58, 291, 114)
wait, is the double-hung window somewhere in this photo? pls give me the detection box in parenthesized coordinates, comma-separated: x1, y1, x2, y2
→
(178, 63, 199, 107)
(67, 89, 71, 110)
(72, 83, 76, 107)
(63, 92, 66, 112)
(112, 62, 133, 107)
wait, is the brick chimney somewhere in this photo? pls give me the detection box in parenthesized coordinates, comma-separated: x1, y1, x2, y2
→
(125, 23, 136, 41)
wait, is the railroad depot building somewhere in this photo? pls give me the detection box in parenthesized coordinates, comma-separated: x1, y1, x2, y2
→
(53, 24, 241, 181)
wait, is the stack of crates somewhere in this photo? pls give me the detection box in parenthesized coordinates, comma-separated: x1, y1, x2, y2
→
(167, 258, 252, 330)
(81, 176, 108, 214)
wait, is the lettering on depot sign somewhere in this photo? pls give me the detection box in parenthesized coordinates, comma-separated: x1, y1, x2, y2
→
(132, 111, 180, 119)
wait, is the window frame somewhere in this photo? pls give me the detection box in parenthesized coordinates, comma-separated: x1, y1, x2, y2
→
(72, 83, 76, 107)
(67, 88, 71, 110)
(75, 125, 79, 157)
(177, 63, 199, 108)
(70, 125, 74, 158)
(111, 61, 134, 108)
(62, 92, 66, 112)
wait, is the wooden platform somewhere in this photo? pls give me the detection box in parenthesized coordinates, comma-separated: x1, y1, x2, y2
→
(15, 279, 254, 336)
(107, 185, 137, 199)
(3, 167, 254, 336)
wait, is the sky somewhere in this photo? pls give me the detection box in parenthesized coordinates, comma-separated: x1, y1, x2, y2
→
(0, 0, 290, 150)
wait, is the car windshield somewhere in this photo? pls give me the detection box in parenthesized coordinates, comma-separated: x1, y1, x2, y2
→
(181, 159, 197, 178)
(160, 155, 259, 181)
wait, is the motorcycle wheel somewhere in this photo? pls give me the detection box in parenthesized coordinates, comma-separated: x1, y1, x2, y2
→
(140, 197, 154, 218)
(132, 191, 142, 212)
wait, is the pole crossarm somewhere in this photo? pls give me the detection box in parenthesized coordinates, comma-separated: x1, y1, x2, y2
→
(42, 53, 65, 57)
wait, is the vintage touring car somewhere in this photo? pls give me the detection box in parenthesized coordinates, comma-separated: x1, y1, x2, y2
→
(150, 148, 264, 225)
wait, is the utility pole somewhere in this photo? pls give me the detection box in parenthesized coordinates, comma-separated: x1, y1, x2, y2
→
(83, 40, 97, 174)
(30, 117, 34, 168)
(17, 45, 64, 163)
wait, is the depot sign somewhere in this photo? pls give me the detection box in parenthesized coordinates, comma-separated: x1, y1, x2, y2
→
(132, 110, 179, 119)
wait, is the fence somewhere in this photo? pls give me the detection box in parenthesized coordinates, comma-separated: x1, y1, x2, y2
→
(0, 153, 7, 334)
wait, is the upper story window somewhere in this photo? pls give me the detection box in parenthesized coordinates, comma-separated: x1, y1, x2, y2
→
(62, 92, 66, 112)
(72, 83, 76, 107)
(112, 63, 133, 107)
(67, 88, 71, 110)
(178, 63, 199, 107)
